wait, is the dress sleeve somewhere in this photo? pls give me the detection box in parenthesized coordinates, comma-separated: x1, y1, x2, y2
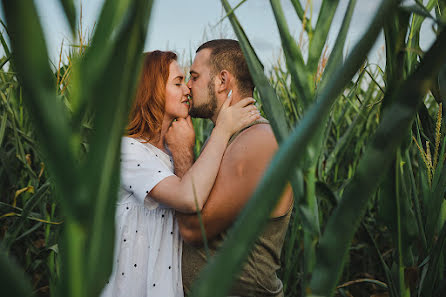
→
(120, 139, 174, 204)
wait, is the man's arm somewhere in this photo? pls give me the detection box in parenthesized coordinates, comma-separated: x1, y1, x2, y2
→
(171, 143, 194, 178)
(176, 124, 292, 245)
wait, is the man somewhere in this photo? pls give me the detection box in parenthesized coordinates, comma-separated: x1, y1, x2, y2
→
(169, 39, 293, 296)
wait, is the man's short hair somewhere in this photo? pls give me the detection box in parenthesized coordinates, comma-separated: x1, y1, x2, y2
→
(196, 39, 254, 97)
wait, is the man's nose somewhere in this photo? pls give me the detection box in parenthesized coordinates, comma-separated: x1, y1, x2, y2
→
(186, 79, 192, 89)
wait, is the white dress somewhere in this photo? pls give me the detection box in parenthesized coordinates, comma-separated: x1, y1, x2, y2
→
(101, 137, 184, 297)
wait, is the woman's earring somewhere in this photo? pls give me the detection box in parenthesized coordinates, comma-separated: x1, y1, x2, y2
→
(227, 90, 232, 99)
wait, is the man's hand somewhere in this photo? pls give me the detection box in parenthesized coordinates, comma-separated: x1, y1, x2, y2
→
(165, 116, 195, 178)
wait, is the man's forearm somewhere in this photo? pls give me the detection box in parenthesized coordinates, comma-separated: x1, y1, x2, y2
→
(171, 146, 194, 178)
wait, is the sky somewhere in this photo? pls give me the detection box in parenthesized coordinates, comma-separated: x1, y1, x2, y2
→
(1, 0, 438, 70)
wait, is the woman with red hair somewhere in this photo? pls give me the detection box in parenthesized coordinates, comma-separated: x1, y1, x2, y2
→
(101, 51, 259, 297)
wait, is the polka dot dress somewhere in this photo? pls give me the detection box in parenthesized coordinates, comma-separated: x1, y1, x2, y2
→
(101, 137, 183, 297)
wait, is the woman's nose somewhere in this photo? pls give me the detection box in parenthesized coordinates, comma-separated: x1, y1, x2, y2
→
(183, 84, 190, 95)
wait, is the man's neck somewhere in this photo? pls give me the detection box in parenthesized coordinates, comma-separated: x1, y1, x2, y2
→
(210, 92, 253, 124)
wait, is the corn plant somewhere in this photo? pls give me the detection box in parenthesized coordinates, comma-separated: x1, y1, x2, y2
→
(188, 1, 446, 297)
(1, 0, 446, 296)
(0, 1, 153, 297)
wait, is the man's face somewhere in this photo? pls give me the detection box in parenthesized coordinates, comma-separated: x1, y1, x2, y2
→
(187, 49, 217, 119)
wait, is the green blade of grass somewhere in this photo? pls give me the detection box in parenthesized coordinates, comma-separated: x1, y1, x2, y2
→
(319, 0, 357, 90)
(309, 24, 446, 297)
(221, 0, 289, 143)
(406, 0, 437, 73)
(80, 1, 154, 295)
(0, 248, 34, 297)
(290, 0, 312, 35)
(270, 0, 313, 108)
(382, 8, 410, 111)
(219, 0, 308, 238)
(2, 183, 51, 249)
(420, 221, 446, 297)
(425, 159, 446, 246)
(0, 24, 10, 58)
(189, 1, 398, 296)
(324, 67, 372, 174)
(215, 0, 247, 26)
(0, 111, 7, 147)
(71, 0, 134, 126)
(307, 0, 340, 74)
(1, 0, 79, 214)
(59, 0, 76, 35)
(405, 149, 428, 251)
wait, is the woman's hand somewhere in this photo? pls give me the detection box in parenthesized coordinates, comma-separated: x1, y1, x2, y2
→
(215, 96, 260, 137)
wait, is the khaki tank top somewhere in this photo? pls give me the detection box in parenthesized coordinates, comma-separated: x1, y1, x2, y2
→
(182, 119, 292, 297)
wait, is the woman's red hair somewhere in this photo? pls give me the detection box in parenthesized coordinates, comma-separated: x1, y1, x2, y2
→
(127, 50, 177, 142)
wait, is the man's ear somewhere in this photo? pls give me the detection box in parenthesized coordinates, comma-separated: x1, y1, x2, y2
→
(217, 70, 231, 92)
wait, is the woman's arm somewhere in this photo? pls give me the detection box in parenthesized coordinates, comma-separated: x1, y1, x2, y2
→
(149, 97, 259, 213)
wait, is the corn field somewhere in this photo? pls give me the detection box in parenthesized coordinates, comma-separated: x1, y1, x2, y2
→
(1, 0, 446, 297)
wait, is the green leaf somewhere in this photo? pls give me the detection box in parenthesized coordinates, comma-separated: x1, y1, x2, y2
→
(270, 0, 313, 108)
(59, 0, 77, 35)
(0, 111, 7, 147)
(309, 21, 446, 297)
(71, 0, 135, 125)
(0, 28, 11, 62)
(1, 0, 79, 215)
(404, 149, 428, 251)
(383, 8, 410, 111)
(319, 0, 357, 90)
(307, 0, 340, 74)
(324, 67, 373, 174)
(215, 0, 247, 26)
(2, 183, 51, 249)
(221, 0, 289, 143)
(401, 2, 444, 25)
(80, 0, 154, 295)
(438, 62, 446, 106)
(406, 0, 437, 73)
(0, 248, 34, 297)
(425, 159, 446, 247)
(290, 0, 312, 34)
(421, 221, 446, 297)
(189, 1, 398, 296)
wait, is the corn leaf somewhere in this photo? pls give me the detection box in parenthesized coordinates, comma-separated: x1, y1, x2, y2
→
(59, 0, 77, 35)
(270, 0, 312, 108)
(309, 24, 446, 297)
(290, 0, 312, 34)
(307, 0, 340, 74)
(220, 0, 289, 142)
(189, 1, 398, 296)
(319, 0, 357, 90)
(1, 0, 79, 214)
(0, 248, 33, 297)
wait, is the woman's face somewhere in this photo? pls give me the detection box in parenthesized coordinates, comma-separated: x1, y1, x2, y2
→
(164, 60, 190, 120)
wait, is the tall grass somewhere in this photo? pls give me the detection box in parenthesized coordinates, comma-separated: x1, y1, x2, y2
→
(1, 1, 446, 297)
(189, 1, 446, 297)
(1, 0, 153, 296)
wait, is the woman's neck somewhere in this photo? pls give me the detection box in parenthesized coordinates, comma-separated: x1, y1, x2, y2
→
(149, 116, 173, 154)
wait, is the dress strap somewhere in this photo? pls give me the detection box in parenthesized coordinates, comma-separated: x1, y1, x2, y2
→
(228, 118, 270, 146)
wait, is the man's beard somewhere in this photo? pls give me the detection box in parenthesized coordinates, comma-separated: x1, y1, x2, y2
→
(189, 80, 217, 119)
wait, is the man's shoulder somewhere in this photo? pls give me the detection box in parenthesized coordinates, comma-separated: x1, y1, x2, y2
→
(225, 122, 278, 162)
(232, 122, 276, 146)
